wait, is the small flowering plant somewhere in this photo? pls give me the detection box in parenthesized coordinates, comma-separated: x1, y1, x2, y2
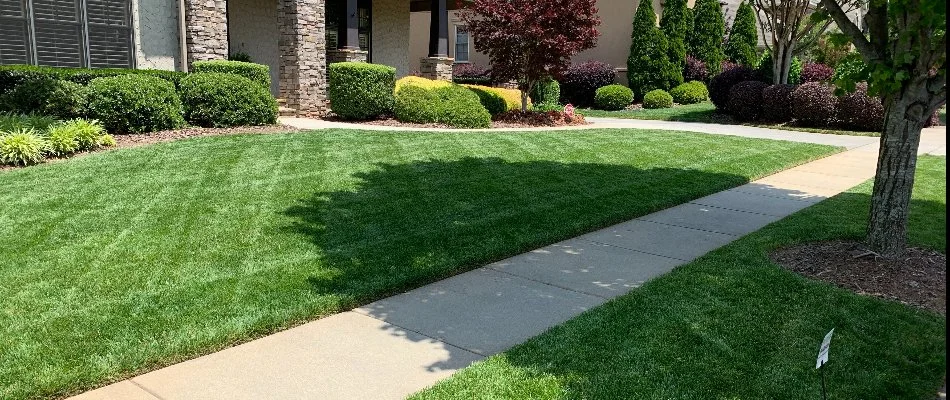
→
(564, 104, 575, 119)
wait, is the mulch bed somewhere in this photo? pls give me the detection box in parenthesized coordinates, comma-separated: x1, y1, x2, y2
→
(324, 112, 589, 129)
(771, 240, 946, 315)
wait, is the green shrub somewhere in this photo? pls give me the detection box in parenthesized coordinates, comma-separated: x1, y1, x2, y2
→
(0, 128, 48, 165)
(0, 79, 86, 118)
(757, 52, 803, 84)
(660, 0, 690, 72)
(394, 85, 440, 124)
(465, 85, 508, 116)
(628, 0, 680, 96)
(532, 102, 563, 112)
(594, 84, 634, 111)
(723, 1, 758, 67)
(45, 124, 79, 156)
(688, 0, 726, 75)
(179, 73, 277, 128)
(0, 65, 185, 94)
(64, 119, 109, 150)
(831, 53, 870, 89)
(192, 60, 270, 90)
(670, 81, 709, 104)
(433, 85, 492, 129)
(643, 89, 674, 109)
(328, 62, 396, 120)
(86, 75, 185, 134)
(530, 79, 561, 105)
(228, 52, 253, 63)
(0, 113, 58, 132)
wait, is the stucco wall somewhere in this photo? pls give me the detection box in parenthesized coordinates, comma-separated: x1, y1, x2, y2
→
(372, 0, 410, 77)
(228, 0, 280, 94)
(133, 0, 180, 70)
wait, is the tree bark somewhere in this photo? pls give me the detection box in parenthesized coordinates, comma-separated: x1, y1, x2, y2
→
(773, 41, 795, 84)
(866, 84, 931, 257)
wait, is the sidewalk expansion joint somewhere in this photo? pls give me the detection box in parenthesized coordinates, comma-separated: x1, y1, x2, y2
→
(129, 379, 165, 400)
(631, 218, 741, 238)
(686, 201, 787, 218)
(574, 238, 692, 263)
(486, 267, 612, 301)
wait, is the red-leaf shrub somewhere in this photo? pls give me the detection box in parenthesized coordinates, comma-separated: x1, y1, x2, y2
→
(761, 84, 797, 122)
(727, 80, 768, 121)
(683, 56, 710, 82)
(720, 60, 740, 74)
(558, 61, 616, 107)
(800, 63, 835, 83)
(835, 82, 885, 132)
(709, 65, 760, 110)
(452, 63, 492, 85)
(791, 82, 837, 127)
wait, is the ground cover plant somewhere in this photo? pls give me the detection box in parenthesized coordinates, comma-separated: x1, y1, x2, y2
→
(0, 116, 114, 166)
(411, 155, 947, 400)
(0, 129, 836, 399)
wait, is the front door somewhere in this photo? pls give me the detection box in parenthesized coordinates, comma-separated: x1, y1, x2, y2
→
(325, 0, 372, 61)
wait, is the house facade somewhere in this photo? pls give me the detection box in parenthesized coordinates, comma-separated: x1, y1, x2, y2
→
(0, 0, 457, 116)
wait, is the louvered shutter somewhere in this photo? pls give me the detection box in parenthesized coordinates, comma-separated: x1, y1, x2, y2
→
(32, 0, 84, 67)
(86, 0, 131, 68)
(0, 0, 30, 65)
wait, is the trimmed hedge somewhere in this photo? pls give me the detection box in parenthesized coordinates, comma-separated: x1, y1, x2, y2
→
(709, 65, 760, 110)
(530, 79, 560, 105)
(0, 79, 86, 118)
(464, 85, 508, 116)
(433, 85, 491, 128)
(559, 61, 615, 107)
(761, 84, 797, 122)
(0, 65, 185, 94)
(192, 60, 271, 90)
(726, 80, 768, 121)
(462, 84, 527, 111)
(643, 89, 674, 109)
(594, 84, 634, 111)
(86, 75, 185, 134)
(179, 72, 277, 128)
(394, 85, 440, 124)
(396, 75, 452, 93)
(800, 62, 835, 83)
(670, 81, 709, 104)
(836, 82, 884, 132)
(328, 62, 395, 120)
(791, 82, 837, 127)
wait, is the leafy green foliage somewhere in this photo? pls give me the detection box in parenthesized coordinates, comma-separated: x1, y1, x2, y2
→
(628, 0, 680, 95)
(594, 84, 634, 110)
(45, 124, 79, 156)
(0, 79, 86, 118)
(394, 85, 441, 124)
(466, 86, 509, 116)
(670, 81, 710, 104)
(85, 75, 185, 134)
(831, 53, 870, 93)
(0, 65, 185, 94)
(0, 128, 48, 165)
(228, 52, 253, 63)
(328, 62, 396, 120)
(179, 73, 278, 128)
(433, 85, 492, 129)
(660, 0, 690, 75)
(688, 0, 726, 75)
(723, 1, 758, 66)
(192, 60, 271, 90)
(0, 113, 57, 132)
(757, 51, 803, 84)
(643, 89, 674, 109)
(529, 79, 561, 105)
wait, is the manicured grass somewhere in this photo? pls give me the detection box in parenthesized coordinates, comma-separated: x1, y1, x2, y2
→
(579, 102, 880, 136)
(412, 156, 947, 400)
(0, 129, 836, 399)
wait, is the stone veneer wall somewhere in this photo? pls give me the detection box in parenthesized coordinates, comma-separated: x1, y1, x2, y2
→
(184, 0, 228, 65)
(278, 0, 327, 116)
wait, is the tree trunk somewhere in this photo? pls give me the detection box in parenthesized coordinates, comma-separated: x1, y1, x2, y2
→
(866, 85, 931, 257)
(773, 41, 796, 84)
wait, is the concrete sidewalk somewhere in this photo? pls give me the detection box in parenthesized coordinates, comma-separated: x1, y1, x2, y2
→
(71, 128, 945, 400)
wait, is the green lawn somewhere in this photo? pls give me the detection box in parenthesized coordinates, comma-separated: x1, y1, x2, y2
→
(0, 129, 837, 399)
(412, 155, 947, 400)
(579, 102, 881, 136)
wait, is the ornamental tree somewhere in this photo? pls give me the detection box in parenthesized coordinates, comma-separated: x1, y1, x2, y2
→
(459, 0, 601, 112)
(820, 0, 946, 257)
(660, 0, 690, 74)
(724, 1, 758, 66)
(628, 0, 678, 96)
(688, 0, 726, 75)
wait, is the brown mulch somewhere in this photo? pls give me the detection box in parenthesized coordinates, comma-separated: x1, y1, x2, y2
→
(325, 112, 590, 129)
(771, 240, 946, 315)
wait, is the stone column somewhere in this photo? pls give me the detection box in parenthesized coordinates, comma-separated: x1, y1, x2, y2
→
(421, 0, 453, 80)
(278, 0, 328, 116)
(328, 0, 367, 63)
(183, 0, 228, 66)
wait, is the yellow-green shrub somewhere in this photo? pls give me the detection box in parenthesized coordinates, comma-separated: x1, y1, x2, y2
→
(395, 76, 452, 93)
(461, 85, 528, 111)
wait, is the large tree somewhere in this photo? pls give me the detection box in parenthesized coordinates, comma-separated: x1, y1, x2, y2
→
(688, 0, 726, 75)
(629, 0, 678, 95)
(460, 0, 601, 111)
(660, 0, 690, 76)
(724, 1, 759, 66)
(820, 0, 946, 257)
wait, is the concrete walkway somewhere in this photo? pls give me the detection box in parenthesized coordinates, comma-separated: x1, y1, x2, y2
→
(72, 125, 946, 400)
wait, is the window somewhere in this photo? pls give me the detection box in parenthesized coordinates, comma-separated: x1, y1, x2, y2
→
(0, 0, 133, 68)
(454, 25, 469, 63)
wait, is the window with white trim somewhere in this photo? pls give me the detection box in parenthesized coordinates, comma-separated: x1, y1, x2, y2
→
(0, 0, 133, 68)
(454, 25, 469, 63)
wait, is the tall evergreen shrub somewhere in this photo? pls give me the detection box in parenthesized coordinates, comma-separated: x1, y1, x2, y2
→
(688, 0, 726, 75)
(660, 0, 690, 83)
(724, 1, 758, 66)
(628, 0, 678, 97)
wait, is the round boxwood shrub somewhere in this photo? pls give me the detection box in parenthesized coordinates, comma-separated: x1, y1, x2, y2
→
(836, 82, 884, 132)
(709, 65, 760, 110)
(86, 75, 185, 134)
(530, 79, 560, 105)
(0, 79, 86, 118)
(559, 61, 616, 107)
(643, 89, 674, 109)
(0, 128, 48, 165)
(761, 84, 797, 122)
(594, 84, 634, 111)
(179, 72, 278, 128)
(433, 85, 491, 129)
(791, 82, 837, 127)
(670, 81, 709, 104)
(328, 62, 395, 120)
(727, 80, 768, 121)
(394, 85, 440, 124)
(192, 60, 271, 90)
(465, 85, 508, 116)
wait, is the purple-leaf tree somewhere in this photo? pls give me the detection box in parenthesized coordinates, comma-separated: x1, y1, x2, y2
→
(459, 0, 601, 111)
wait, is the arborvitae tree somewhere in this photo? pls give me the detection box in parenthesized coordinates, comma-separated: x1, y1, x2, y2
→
(724, 1, 758, 66)
(659, 0, 688, 86)
(627, 0, 677, 97)
(688, 0, 726, 75)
